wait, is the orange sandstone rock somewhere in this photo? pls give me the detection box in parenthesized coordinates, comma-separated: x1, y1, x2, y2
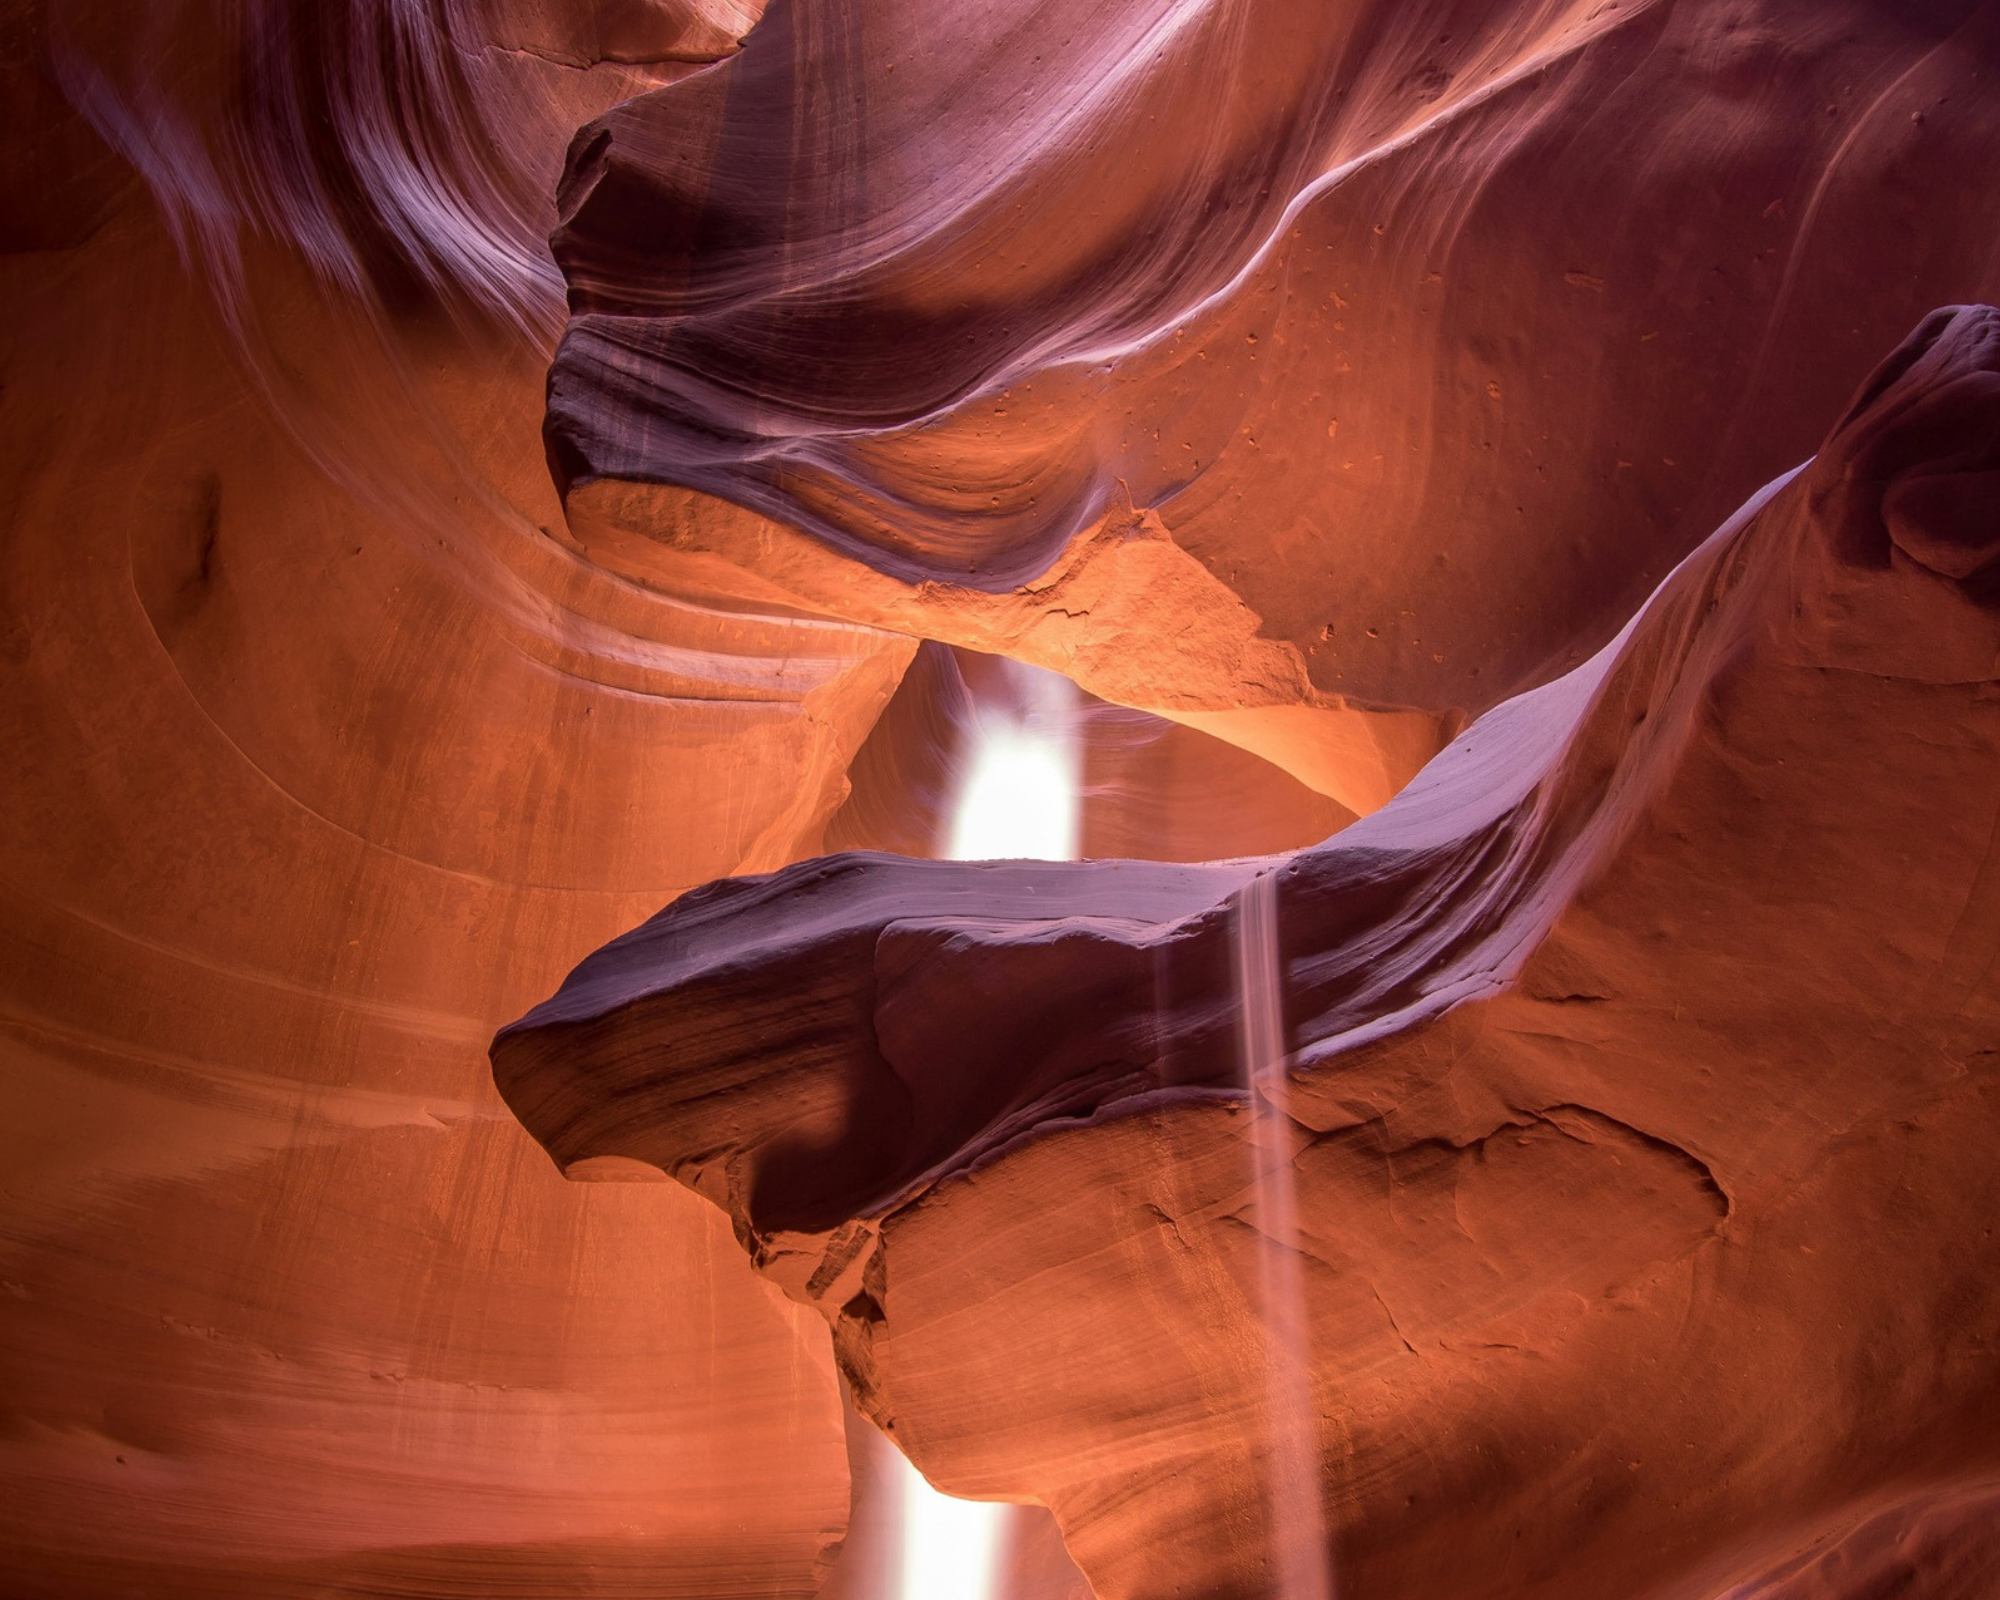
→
(497, 308, 2000, 1600)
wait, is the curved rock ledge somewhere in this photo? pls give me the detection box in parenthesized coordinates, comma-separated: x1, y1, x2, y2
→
(497, 307, 2000, 1600)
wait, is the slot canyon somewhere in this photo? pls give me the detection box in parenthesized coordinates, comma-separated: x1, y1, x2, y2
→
(4, 1, 2000, 1597)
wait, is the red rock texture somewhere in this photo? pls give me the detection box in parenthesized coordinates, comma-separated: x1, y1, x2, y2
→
(495, 307, 2000, 1600)
(545, 0, 2000, 804)
(7, 0, 2000, 1597)
(0, 3, 890, 1595)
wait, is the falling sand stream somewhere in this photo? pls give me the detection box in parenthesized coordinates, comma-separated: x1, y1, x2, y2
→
(1236, 869, 1335, 1600)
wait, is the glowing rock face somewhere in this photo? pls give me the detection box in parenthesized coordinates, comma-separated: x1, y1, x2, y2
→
(2, 4, 881, 1596)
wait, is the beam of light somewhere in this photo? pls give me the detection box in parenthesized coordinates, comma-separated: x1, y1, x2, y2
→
(943, 662, 1082, 862)
(895, 1450, 1010, 1600)
(1236, 869, 1335, 1600)
(891, 657, 1082, 1600)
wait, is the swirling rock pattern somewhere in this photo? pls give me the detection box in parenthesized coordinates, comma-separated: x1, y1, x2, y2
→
(496, 308, 2000, 1600)
(10, 0, 2000, 1596)
(547, 0, 2000, 806)
(2, 4, 1261, 1592)
(2, 3, 913, 1596)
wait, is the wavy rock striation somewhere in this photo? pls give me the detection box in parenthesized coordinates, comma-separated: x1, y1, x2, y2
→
(0, 3, 917, 1596)
(12, 1, 2000, 1596)
(545, 0, 2000, 803)
(497, 308, 2000, 1600)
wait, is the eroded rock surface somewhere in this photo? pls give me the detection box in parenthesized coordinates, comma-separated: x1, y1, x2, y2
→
(544, 0, 2000, 804)
(1, 3, 895, 1595)
(12, 1, 2000, 1596)
(496, 308, 2000, 1600)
